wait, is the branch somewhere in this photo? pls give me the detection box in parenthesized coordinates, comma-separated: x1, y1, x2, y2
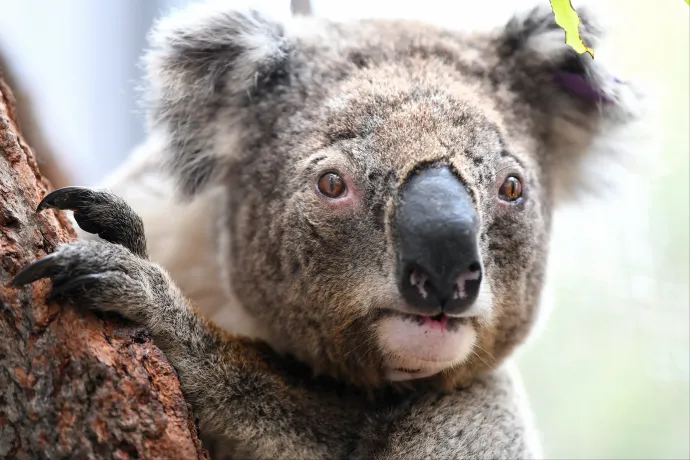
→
(0, 71, 209, 459)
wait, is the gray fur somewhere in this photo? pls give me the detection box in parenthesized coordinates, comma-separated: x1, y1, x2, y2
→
(38, 186, 148, 258)
(14, 189, 537, 459)
(21, 1, 644, 458)
(137, 0, 642, 388)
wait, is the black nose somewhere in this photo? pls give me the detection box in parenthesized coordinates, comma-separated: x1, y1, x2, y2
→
(393, 167, 482, 316)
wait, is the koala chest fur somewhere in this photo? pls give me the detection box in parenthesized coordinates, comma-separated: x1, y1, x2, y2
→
(66, 0, 644, 458)
(94, 139, 267, 340)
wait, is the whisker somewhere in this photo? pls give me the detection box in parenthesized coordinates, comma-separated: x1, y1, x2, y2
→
(473, 344, 496, 362)
(472, 350, 494, 370)
(344, 334, 378, 357)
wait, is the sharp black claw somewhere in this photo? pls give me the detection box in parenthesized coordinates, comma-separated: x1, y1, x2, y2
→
(37, 186, 94, 212)
(10, 254, 58, 287)
(47, 273, 108, 302)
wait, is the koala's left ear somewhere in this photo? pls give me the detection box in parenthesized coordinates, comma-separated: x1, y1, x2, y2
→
(143, 0, 292, 196)
(490, 5, 646, 202)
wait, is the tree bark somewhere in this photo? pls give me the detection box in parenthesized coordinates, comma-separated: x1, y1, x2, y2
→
(0, 53, 71, 189)
(0, 74, 209, 458)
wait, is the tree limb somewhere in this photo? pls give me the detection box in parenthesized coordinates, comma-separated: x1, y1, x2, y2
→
(0, 71, 209, 460)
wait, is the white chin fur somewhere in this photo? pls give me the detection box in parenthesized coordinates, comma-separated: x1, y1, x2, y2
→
(378, 317, 477, 382)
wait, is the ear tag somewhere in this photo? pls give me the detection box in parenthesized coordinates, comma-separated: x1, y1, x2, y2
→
(552, 70, 620, 104)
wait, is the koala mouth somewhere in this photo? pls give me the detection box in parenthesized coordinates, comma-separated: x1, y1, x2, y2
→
(385, 310, 465, 333)
(394, 366, 423, 373)
(376, 309, 476, 382)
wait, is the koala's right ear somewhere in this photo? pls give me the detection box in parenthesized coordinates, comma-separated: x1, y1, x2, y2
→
(143, 0, 292, 196)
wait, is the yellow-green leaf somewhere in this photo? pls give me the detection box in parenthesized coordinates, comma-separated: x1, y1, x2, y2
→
(548, 0, 594, 58)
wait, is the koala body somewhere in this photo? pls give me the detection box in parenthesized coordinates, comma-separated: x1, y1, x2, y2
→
(19, 1, 643, 458)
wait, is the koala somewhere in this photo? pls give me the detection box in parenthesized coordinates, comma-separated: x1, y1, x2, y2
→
(11, 1, 644, 458)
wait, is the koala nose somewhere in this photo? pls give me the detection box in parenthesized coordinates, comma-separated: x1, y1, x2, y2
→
(394, 167, 482, 316)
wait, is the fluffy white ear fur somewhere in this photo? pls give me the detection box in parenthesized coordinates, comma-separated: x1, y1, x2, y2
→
(141, 0, 293, 196)
(144, 0, 291, 102)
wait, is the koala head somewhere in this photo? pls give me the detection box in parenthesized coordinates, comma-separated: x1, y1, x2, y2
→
(143, 1, 643, 389)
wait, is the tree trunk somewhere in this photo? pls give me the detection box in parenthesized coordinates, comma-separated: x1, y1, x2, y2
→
(0, 53, 71, 189)
(0, 74, 209, 459)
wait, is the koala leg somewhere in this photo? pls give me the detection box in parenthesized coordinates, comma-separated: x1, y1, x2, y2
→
(11, 188, 363, 460)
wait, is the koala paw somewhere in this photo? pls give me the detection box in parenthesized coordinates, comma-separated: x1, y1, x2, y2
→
(10, 239, 164, 323)
(11, 187, 164, 323)
(38, 186, 148, 258)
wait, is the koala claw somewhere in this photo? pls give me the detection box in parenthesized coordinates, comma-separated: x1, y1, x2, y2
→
(37, 186, 94, 213)
(10, 254, 107, 303)
(37, 186, 148, 259)
(47, 273, 110, 302)
(9, 253, 58, 287)
(9, 238, 158, 326)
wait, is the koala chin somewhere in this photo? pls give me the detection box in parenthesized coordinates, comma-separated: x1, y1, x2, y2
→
(29, 0, 646, 457)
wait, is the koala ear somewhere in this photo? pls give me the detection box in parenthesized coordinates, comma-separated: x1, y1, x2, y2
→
(142, 0, 292, 196)
(490, 5, 646, 202)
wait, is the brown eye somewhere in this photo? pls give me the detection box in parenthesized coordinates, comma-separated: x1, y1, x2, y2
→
(318, 172, 346, 198)
(499, 175, 522, 202)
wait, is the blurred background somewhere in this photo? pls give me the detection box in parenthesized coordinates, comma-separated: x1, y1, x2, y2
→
(0, 0, 687, 458)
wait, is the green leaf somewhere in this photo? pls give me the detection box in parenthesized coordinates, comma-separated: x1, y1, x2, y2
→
(548, 0, 594, 57)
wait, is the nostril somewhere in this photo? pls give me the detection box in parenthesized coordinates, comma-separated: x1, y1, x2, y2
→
(408, 266, 430, 300)
(452, 263, 482, 301)
(400, 261, 482, 314)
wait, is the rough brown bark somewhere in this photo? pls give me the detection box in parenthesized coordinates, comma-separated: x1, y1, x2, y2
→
(0, 74, 209, 459)
(0, 53, 71, 189)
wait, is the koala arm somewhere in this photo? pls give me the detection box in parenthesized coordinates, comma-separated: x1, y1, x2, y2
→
(12, 187, 364, 460)
(355, 363, 542, 460)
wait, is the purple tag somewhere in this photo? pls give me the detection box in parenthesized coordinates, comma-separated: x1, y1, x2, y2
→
(553, 70, 616, 104)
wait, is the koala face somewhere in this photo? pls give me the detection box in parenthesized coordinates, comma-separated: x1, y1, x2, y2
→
(143, 2, 642, 388)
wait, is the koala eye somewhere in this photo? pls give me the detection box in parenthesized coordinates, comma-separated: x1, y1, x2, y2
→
(317, 172, 347, 198)
(499, 175, 522, 202)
